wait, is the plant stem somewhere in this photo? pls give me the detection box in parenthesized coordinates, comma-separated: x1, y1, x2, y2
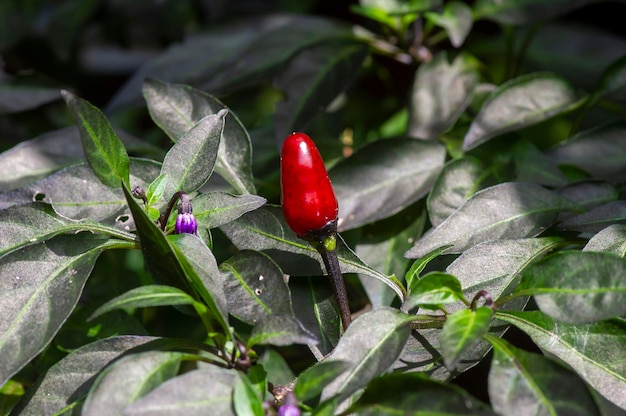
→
(316, 240, 352, 331)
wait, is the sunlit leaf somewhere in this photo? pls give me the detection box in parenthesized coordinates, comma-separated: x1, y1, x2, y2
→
(408, 52, 479, 141)
(425, 2, 473, 48)
(405, 272, 465, 310)
(248, 314, 317, 347)
(463, 73, 578, 151)
(583, 224, 626, 257)
(497, 310, 626, 409)
(331, 138, 446, 231)
(487, 336, 601, 416)
(515, 251, 626, 324)
(61, 91, 130, 188)
(191, 192, 266, 229)
(406, 182, 574, 258)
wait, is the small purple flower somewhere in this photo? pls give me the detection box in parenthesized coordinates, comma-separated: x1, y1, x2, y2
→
(277, 404, 300, 416)
(175, 194, 197, 235)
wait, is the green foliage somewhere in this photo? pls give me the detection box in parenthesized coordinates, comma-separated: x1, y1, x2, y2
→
(1, 0, 626, 414)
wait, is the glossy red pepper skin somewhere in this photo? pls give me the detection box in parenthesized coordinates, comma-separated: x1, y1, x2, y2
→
(280, 132, 338, 237)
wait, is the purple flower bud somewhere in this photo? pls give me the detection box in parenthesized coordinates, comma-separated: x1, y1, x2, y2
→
(278, 404, 300, 416)
(175, 194, 197, 235)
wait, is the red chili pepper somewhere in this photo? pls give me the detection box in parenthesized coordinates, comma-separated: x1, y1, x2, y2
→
(280, 132, 338, 237)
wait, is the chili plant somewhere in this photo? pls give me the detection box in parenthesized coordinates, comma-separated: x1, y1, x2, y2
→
(1, 0, 626, 415)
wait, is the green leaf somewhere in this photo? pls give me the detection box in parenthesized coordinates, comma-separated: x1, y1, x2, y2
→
(408, 52, 479, 140)
(295, 361, 351, 404)
(274, 42, 368, 140)
(0, 159, 161, 230)
(440, 306, 493, 370)
(546, 120, 626, 182)
(220, 205, 406, 300)
(559, 201, 626, 234)
(248, 314, 317, 347)
(497, 310, 626, 409)
(404, 244, 453, 289)
(473, 0, 601, 25)
(121, 367, 238, 416)
(515, 251, 626, 324)
(487, 336, 601, 416)
(448, 237, 562, 308)
(88, 285, 196, 321)
(405, 182, 575, 258)
(405, 272, 465, 310)
(169, 234, 229, 330)
(463, 73, 578, 151)
(233, 372, 265, 416)
(330, 138, 446, 230)
(142, 78, 255, 194)
(10, 336, 157, 415)
(161, 110, 226, 197)
(220, 250, 292, 325)
(583, 224, 626, 257)
(289, 277, 341, 357)
(557, 181, 620, 214)
(320, 308, 413, 403)
(0, 202, 137, 258)
(82, 351, 183, 415)
(514, 140, 569, 187)
(123, 186, 230, 334)
(61, 90, 130, 188)
(191, 192, 266, 229)
(425, 2, 473, 48)
(346, 372, 496, 415)
(427, 157, 486, 227)
(0, 234, 120, 386)
(146, 172, 168, 206)
(590, 54, 626, 103)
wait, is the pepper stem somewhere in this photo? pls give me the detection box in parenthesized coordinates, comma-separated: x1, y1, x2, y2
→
(317, 240, 351, 331)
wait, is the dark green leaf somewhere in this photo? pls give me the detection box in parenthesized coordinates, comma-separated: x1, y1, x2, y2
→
(0, 84, 59, 114)
(408, 52, 479, 140)
(289, 277, 341, 357)
(559, 201, 626, 234)
(591, 54, 626, 103)
(121, 367, 238, 416)
(497, 311, 626, 409)
(406, 182, 574, 258)
(0, 159, 161, 230)
(61, 90, 130, 188)
(583, 224, 626, 257)
(405, 272, 465, 310)
(169, 234, 229, 330)
(463, 73, 578, 151)
(142, 79, 255, 194)
(424, 2, 473, 47)
(88, 285, 196, 321)
(557, 180, 620, 215)
(220, 205, 406, 300)
(220, 250, 292, 325)
(274, 42, 367, 140)
(546, 120, 626, 182)
(248, 314, 317, 347)
(404, 244, 453, 289)
(108, 14, 351, 111)
(487, 336, 601, 416)
(0, 203, 136, 258)
(514, 140, 569, 187)
(82, 351, 183, 416)
(516, 251, 626, 323)
(320, 308, 413, 403)
(346, 372, 496, 415)
(161, 111, 226, 197)
(427, 157, 486, 227)
(295, 361, 350, 404)
(473, 0, 601, 25)
(331, 138, 446, 230)
(440, 307, 493, 370)
(0, 234, 119, 386)
(192, 192, 266, 229)
(11, 336, 157, 415)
